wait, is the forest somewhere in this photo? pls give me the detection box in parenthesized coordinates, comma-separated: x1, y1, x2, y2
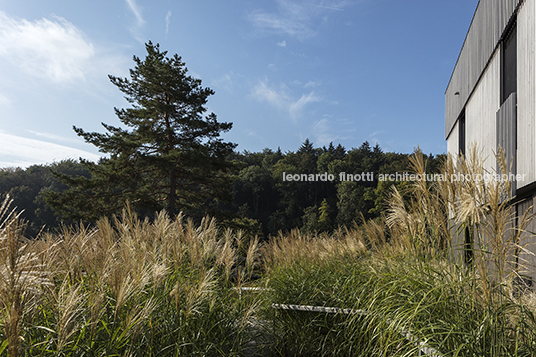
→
(0, 43, 445, 239)
(0, 139, 444, 238)
(3, 41, 534, 357)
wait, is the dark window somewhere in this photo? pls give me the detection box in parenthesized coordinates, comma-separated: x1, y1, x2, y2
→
(458, 112, 466, 156)
(464, 227, 473, 266)
(502, 25, 517, 104)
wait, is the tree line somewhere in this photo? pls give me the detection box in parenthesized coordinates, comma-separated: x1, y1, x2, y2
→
(0, 140, 443, 238)
(0, 42, 444, 238)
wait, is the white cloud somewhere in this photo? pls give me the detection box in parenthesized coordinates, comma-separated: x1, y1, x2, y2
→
(251, 80, 321, 122)
(25, 130, 84, 145)
(369, 131, 381, 146)
(125, 0, 145, 42)
(0, 93, 11, 107)
(0, 11, 95, 83)
(213, 72, 244, 92)
(312, 118, 337, 146)
(126, 0, 145, 26)
(289, 91, 321, 119)
(304, 80, 320, 88)
(248, 0, 350, 40)
(165, 10, 172, 36)
(252, 81, 290, 110)
(0, 132, 102, 168)
(277, 40, 287, 47)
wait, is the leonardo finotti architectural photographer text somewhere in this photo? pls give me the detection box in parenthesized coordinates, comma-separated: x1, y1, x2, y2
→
(282, 172, 527, 183)
(282, 172, 374, 182)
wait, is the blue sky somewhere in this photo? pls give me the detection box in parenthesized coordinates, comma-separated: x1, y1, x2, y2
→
(0, 0, 479, 168)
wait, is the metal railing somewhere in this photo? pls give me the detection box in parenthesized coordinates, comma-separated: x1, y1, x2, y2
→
(236, 287, 442, 357)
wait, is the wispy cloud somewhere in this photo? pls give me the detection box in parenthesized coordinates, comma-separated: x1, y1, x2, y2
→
(277, 40, 287, 47)
(213, 72, 245, 92)
(25, 130, 84, 145)
(165, 10, 172, 36)
(289, 92, 321, 118)
(369, 131, 381, 146)
(0, 11, 94, 83)
(0, 93, 11, 107)
(125, 0, 145, 42)
(248, 0, 350, 40)
(252, 81, 289, 110)
(0, 132, 101, 168)
(126, 0, 145, 26)
(311, 116, 355, 146)
(304, 80, 320, 88)
(251, 80, 321, 122)
(312, 118, 337, 146)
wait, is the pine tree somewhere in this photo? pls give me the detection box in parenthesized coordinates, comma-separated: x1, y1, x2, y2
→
(45, 42, 237, 221)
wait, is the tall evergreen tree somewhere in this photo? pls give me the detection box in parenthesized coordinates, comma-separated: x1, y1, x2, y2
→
(45, 42, 236, 221)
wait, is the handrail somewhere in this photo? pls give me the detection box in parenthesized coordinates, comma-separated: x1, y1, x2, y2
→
(270, 302, 441, 357)
(234, 288, 442, 357)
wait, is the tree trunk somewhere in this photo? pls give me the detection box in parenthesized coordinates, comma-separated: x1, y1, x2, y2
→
(168, 168, 176, 216)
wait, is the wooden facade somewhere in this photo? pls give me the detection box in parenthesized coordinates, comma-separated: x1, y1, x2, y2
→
(518, 0, 536, 185)
(446, 0, 536, 284)
(445, 0, 521, 138)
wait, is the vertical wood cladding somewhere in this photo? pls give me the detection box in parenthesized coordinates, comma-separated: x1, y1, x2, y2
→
(496, 92, 517, 194)
(446, 0, 522, 138)
(517, 197, 536, 284)
(517, 0, 536, 186)
(465, 48, 500, 174)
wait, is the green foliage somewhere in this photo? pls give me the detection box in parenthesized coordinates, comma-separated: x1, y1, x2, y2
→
(317, 198, 332, 232)
(266, 254, 536, 356)
(1, 137, 444, 237)
(0, 198, 261, 356)
(301, 205, 318, 233)
(45, 42, 237, 221)
(0, 160, 89, 237)
(259, 148, 536, 356)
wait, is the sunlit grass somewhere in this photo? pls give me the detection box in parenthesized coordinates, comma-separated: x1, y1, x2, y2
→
(0, 201, 261, 356)
(2, 145, 536, 356)
(260, 146, 536, 356)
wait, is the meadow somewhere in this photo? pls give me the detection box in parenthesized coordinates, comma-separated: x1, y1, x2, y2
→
(1, 148, 536, 356)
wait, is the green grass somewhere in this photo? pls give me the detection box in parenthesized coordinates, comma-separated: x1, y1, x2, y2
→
(258, 147, 536, 356)
(2, 146, 536, 356)
(0, 203, 261, 357)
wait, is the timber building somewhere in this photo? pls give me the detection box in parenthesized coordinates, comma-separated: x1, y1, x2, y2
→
(446, 0, 536, 283)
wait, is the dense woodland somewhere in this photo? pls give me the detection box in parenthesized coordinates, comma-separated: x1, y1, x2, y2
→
(0, 139, 444, 238)
(0, 43, 445, 239)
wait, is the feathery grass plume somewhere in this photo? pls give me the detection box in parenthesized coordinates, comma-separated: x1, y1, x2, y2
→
(49, 279, 86, 352)
(385, 148, 450, 258)
(54, 223, 96, 281)
(217, 228, 237, 283)
(262, 227, 366, 274)
(184, 268, 216, 317)
(440, 144, 535, 298)
(111, 264, 152, 323)
(245, 235, 260, 281)
(123, 296, 157, 342)
(340, 225, 367, 257)
(410, 149, 450, 253)
(169, 212, 187, 270)
(386, 185, 414, 249)
(185, 217, 203, 269)
(0, 196, 51, 357)
(454, 145, 490, 227)
(86, 278, 107, 338)
(360, 215, 387, 254)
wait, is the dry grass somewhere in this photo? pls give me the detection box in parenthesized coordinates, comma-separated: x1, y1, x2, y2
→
(261, 144, 536, 356)
(0, 199, 262, 356)
(261, 227, 367, 272)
